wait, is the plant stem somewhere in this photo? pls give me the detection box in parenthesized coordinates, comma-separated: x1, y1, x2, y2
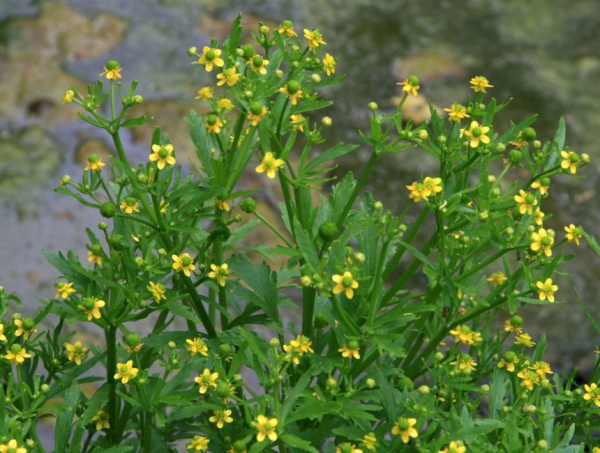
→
(106, 325, 117, 445)
(336, 153, 378, 227)
(301, 287, 316, 338)
(213, 238, 228, 330)
(254, 211, 293, 247)
(143, 410, 152, 453)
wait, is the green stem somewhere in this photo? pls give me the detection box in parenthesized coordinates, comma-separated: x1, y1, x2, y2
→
(366, 241, 390, 326)
(213, 238, 228, 330)
(336, 153, 378, 227)
(106, 325, 117, 445)
(254, 211, 293, 247)
(456, 245, 526, 282)
(277, 99, 290, 139)
(301, 287, 316, 338)
(330, 295, 361, 336)
(110, 80, 116, 121)
(143, 410, 152, 453)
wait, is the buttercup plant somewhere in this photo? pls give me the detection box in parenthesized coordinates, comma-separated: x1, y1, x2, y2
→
(1, 13, 600, 452)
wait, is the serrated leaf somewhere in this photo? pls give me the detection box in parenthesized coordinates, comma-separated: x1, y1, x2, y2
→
(280, 433, 319, 453)
(292, 217, 319, 272)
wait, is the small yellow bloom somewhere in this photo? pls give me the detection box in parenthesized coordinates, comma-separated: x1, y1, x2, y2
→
(208, 263, 231, 287)
(290, 114, 306, 132)
(80, 297, 106, 321)
(209, 409, 233, 429)
(283, 335, 314, 364)
(536, 278, 557, 302)
(195, 86, 213, 100)
(205, 114, 224, 134)
(406, 181, 428, 203)
(4, 344, 32, 365)
(62, 90, 75, 104)
(498, 351, 519, 372)
(0, 324, 6, 342)
(92, 409, 110, 431)
(217, 67, 241, 87)
(564, 224, 582, 246)
(172, 253, 195, 277)
(215, 197, 230, 211)
(84, 154, 106, 172)
(186, 338, 208, 356)
(531, 361, 553, 378)
(515, 332, 536, 347)
(303, 29, 326, 49)
(391, 417, 418, 444)
(451, 354, 477, 371)
(531, 178, 550, 196)
(487, 272, 507, 287)
(65, 341, 88, 365)
(88, 249, 103, 265)
(533, 209, 544, 226)
(147, 281, 167, 303)
(583, 383, 600, 407)
(120, 198, 140, 215)
(0, 439, 27, 453)
(255, 414, 278, 442)
(361, 433, 377, 451)
(218, 98, 234, 110)
(560, 150, 579, 174)
(463, 120, 490, 148)
(504, 316, 523, 335)
(277, 20, 298, 37)
(100, 65, 122, 80)
(149, 144, 176, 170)
(322, 53, 336, 76)
(279, 82, 303, 105)
(397, 76, 420, 97)
(423, 176, 443, 197)
(517, 368, 540, 390)
(187, 435, 210, 451)
(449, 325, 481, 345)
(338, 341, 360, 360)
(513, 190, 537, 215)
(443, 104, 470, 122)
(470, 75, 493, 93)
(247, 105, 268, 126)
(14, 318, 37, 340)
(249, 55, 269, 75)
(439, 441, 467, 453)
(55, 281, 76, 299)
(530, 228, 553, 257)
(114, 360, 139, 384)
(195, 368, 219, 394)
(336, 444, 363, 453)
(255, 152, 285, 179)
(198, 46, 224, 72)
(332, 271, 359, 299)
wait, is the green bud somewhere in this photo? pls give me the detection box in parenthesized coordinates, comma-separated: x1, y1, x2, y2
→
(537, 440, 548, 450)
(300, 276, 312, 288)
(98, 221, 108, 230)
(269, 337, 280, 347)
(23, 317, 35, 330)
(109, 234, 126, 251)
(434, 352, 444, 361)
(398, 377, 414, 391)
(240, 198, 256, 213)
(60, 175, 71, 186)
(496, 143, 506, 152)
(347, 340, 359, 350)
(582, 153, 590, 163)
(216, 381, 231, 398)
(125, 333, 140, 346)
(418, 385, 430, 395)
(242, 44, 255, 59)
(100, 202, 116, 218)
(319, 222, 339, 242)
(106, 60, 120, 70)
(187, 46, 197, 57)
(418, 129, 429, 140)
(521, 127, 536, 141)
(250, 101, 264, 115)
(314, 312, 328, 328)
(326, 378, 337, 390)
(480, 384, 490, 393)
(41, 383, 50, 393)
(354, 252, 366, 263)
(365, 378, 376, 389)
(275, 69, 284, 78)
(368, 102, 378, 111)
(509, 149, 523, 165)
(322, 116, 332, 127)
(311, 73, 321, 83)
(219, 343, 232, 358)
(133, 94, 144, 104)
(259, 25, 270, 35)
(167, 341, 176, 349)
(233, 440, 247, 452)
(286, 80, 301, 94)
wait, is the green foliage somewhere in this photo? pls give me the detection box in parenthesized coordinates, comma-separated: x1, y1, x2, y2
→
(0, 14, 599, 453)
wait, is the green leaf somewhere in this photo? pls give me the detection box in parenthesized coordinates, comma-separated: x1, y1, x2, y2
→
(370, 334, 406, 358)
(55, 383, 81, 453)
(227, 13, 243, 56)
(166, 301, 202, 324)
(67, 420, 86, 453)
(120, 116, 148, 128)
(490, 368, 507, 417)
(186, 110, 213, 176)
(331, 172, 356, 223)
(281, 372, 312, 426)
(304, 143, 358, 174)
(280, 433, 319, 453)
(399, 241, 436, 271)
(92, 447, 134, 453)
(292, 217, 319, 273)
(81, 384, 110, 426)
(285, 401, 342, 424)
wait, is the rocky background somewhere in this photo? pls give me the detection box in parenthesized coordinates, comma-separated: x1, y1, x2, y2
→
(1, 0, 600, 377)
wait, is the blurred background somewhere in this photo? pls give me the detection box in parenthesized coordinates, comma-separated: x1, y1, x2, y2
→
(1, 0, 600, 374)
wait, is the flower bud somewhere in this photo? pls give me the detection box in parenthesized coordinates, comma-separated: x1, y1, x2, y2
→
(314, 312, 328, 328)
(275, 69, 284, 78)
(216, 381, 231, 398)
(582, 153, 590, 163)
(106, 60, 120, 70)
(418, 385, 430, 395)
(187, 46, 197, 57)
(418, 129, 429, 140)
(434, 352, 444, 361)
(41, 383, 50, 393)
(23, 317, 36, 330)
(300, 276, 312, 288)
(233, 440, 247, 452)
(533, 140, 541, 149)
(250, 101, 264, 115)
(240, 198, 256, 213)
(311, 73, 321, 83)
(219, 343, 233, 358)
(365, 378, 376, 389)
(508, 149, 523, 165)
(354, 252, 366, 263)
(521, 127, 536, 142)
(133, 95, 144, 104)
(60, 175, 71, 186)
(269, 337, 280, 347)
(496, 143, 506, 152)
(322, 117, 332, 127)
(167, 341, 176, 349)
(259, 25, 270, 35)
(368, 102, 378, 111)
(318, 222, 339, 242)
(126, 333, 141, 347)
(398, 377, 414, 391)
(242, 44, 255, 59)
(374, 201, 383, 211)
(537, 440, 548, 450)
(100, 202, 116, 218)
(326, 378, 337, 390)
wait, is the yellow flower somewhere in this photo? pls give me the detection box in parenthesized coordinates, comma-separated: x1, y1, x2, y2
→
(208, 263, 231, 287)
(247, 105, 268, 126)
(565, 224, 582, 246)
(149, 144, 176, 170)
(198, 46, 224, 72)
(277, 20, 298, 37)
(336, 444, 363, 453)
(423, 176, 443, 197)
(332, 271, 359, 299)
(217, 67, 241, 87)
(451, 354, 477, 371)
(205, 114, 224, 134)
(195, 86, 213, 100)
(322, 53, 336, 76)
(65, 341, 88, 365)
(84, 154, 106, 171)
(498, 351, 519, 372)
(255, 152, 285, 179)
(88, 250, 103, 265)
(187, 435, 210, 451)
(172, 253, 195, 277)
(218, 98, 234, 110)
(215, 197, 230, 211)
(517, 368, 540, 390)
(80, 297, 105, 321)
(195, 368, 219, 394)
(14, 318, 37, 340)
(439, 441, 467, 453)
(55, 281, 76, 299)
(338, 341, 360, 360)
(406, 181, 428, 203)
(513, 190, 537, 215)
(283, 335, 314, 364)
(0, 324, 6, 342)
(114, 360, 138, 384)
(583, 383, 600, 407)
(4, 344, 32, 365)
(0, 439, 27, 453)
(449, 325, 480, 345)
(470, 75, 493, 93)
(463, 120, 490, 148)
(120, 197, 140, 215)
(62, 90, 75, 104)
(209, 409, 233, 429)
(504, 316, 523, 335)
(92, 409, 110, 430)
(531, 361, 553, 378)
(186, 338, 208, 356)
(361, 433, 377, 451)
(255, 414, 278, 442)
(147, 281, 166, 303)
(290, 114, 306, 132)
(249, 55, 269, 75)
(397, 75, 420, 96)
(515, 332, 536, 347)
(391, 417, 418, 444)
(536, 278, 557, 302)
(303, 29, 326, 49)
(533, 209, 544, 226)
(530, 228, 553, 257)
(487, 272, 507, 287)
(560, 150, 579, 174)
(279, 81, 303, 105)
(443, 103, 470, 122)
(100, 64, 122, 80)
(531, 178, 550, 196)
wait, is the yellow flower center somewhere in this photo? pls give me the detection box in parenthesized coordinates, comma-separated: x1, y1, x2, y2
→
(287, 80, 301, 94)
(263, 422, 272, 431)
(120, 365, 129, 373)
(205, 50, 215, 61)
(525, 194, 535, 204)
(472, 127, 482, 137)
(207, 115, 217, 126)
(10, 344, 22, 354)
(541, 237, 551, 246)
(181, 257, 192, 267)
(398, 419, 409, 430)
(83, 298, 96, 310)
(158, 148, 169, 158)
(75, 346, 83, 355)
(342, 276, 354, 287)
(202, 375, 211, 383)
(504, 351, 516, 363)
(460, 325, 471, 334)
